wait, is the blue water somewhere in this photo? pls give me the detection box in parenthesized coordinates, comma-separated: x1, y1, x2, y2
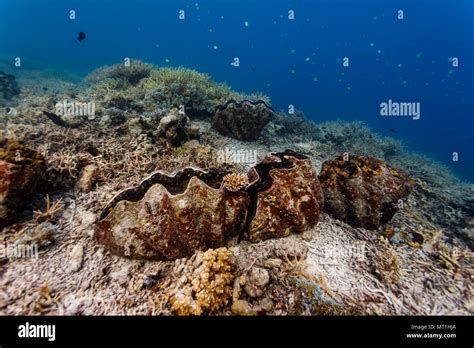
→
(1, 0, 473, 181)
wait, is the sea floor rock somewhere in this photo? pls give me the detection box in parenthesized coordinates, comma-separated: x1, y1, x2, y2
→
(318, 154, 415, 229)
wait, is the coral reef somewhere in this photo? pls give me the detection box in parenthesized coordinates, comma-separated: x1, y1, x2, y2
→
(212, 100, 273, 141)
(0, 71, 20, 103)
(0, 138, 45, 227)
(159, 247, 235, 315)
(246, 150, 324, 242)
(318, 154, 415, 229)
(0, 64, 472, 318)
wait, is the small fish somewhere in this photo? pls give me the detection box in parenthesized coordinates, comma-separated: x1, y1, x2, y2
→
(77, 32, 86, 42)
(250, 66, 256, 72)
(43, 87, 48, 91)
(389, 128, 397, 133)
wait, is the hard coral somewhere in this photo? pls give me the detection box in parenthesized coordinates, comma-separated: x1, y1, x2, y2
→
(163, 247, 235, 315)
(223, 173, 248, 192)
(85, 60, 153, 88)
(140, 67, 267, 116)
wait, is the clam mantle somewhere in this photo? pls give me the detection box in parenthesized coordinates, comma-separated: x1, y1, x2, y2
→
(95, 150, 324, 260)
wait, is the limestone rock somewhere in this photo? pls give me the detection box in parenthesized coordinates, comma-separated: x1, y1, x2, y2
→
(157, 108, 197, 146)
(231, 299, 257, 316)
(244, 267, 270, 298)
(319, 154, 415, 229)
(68, 244, 84, 273)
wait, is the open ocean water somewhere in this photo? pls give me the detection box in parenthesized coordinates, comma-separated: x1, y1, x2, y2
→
(1, 0, 473, 181)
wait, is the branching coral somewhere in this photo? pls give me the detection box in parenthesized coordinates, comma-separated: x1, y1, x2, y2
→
(140, 67, 269, 115)
(85, 60, 153, 88)
(161, 247, 235, 315)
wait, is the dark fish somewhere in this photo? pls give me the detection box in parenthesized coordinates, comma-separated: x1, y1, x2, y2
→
(389, 128, 397, 133)
(42, 87, 48, 91)
(250, 66, 256, 72)
(77, 32, 86, 42)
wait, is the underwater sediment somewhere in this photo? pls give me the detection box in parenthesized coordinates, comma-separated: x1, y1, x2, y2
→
(0, 61, 472, 316)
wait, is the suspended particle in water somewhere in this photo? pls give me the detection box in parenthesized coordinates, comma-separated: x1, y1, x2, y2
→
(244, 21, 249, 27)
(305, 57, 310, 62)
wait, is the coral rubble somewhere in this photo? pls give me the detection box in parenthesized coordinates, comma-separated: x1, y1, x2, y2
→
(212, 100, 273, 140)
(318, 154, 415, 229)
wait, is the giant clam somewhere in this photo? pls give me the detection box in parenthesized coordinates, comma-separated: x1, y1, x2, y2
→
(95, 150, 324, 260)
